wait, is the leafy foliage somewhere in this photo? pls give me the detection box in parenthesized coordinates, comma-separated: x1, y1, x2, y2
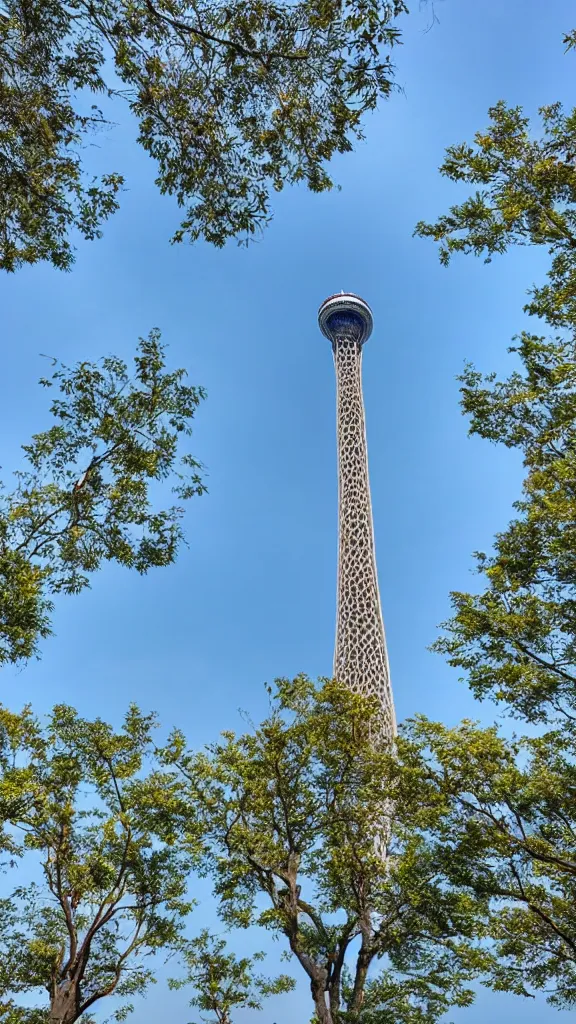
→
(435, 334, 576, 725)
(394, 718, 576, 1010)
(411, 39, 576, 1008)
(412, 333, 576, 1008)
(0, 330, 206, 667)
(415, 99, 576, 304)
(0, 702, 196, 1024)
(0, 0, 408, 270)
(415, 78, 576, 727)
(169, 930, 294, 1024)
(160, 677, 486, 1024)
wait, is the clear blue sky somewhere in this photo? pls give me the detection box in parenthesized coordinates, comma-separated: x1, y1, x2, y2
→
(1, 1, 574, 1020)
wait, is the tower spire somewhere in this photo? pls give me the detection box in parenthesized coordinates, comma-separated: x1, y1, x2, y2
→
(318, 293, 396, 742)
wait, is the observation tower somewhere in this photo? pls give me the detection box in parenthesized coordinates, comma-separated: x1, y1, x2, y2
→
(318, 293, 396, 743)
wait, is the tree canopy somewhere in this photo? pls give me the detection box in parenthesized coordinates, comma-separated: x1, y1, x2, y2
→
(394, 714, 576, 1011)
(169, 931, 294, 1024)
(415, 61, 576, 731)
(405, 328, 576, 1007)
(160, 676, 486, 1024)
(0, 0, 408, 271)
(408, 49, 576, 1008)
(415, 97, 576, 332)
(0, 331, 205, 667)
(0, 702, 196, 1024)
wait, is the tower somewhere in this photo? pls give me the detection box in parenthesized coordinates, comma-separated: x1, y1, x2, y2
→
(318, 293, 396, 743)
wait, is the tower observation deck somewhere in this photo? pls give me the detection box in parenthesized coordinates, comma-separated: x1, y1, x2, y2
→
(318, 293, 396, 743)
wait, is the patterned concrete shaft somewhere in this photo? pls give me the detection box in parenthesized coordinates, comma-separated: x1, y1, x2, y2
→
(318, 293, 396, 743)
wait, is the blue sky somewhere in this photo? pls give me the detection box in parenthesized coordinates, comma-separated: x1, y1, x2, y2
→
(1, 0, 575, 1020)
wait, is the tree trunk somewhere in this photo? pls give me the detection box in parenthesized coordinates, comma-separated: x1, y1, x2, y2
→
(311, 976, 334, 1024)
(350, 943, 371, 1015)
(50, 979, 80, 1024)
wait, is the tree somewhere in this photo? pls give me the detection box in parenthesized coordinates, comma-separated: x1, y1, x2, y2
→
(414, 49, 576, 729)
(393, 716, 576, 1011)
(400, 330, 576, 1008)
(0, 701, 196, 1024)
(0, 331, 206, 667)
(0, 0, 408, 272)
(407, 45, 576, 1008)
(414, 97, 576, 333)
(160, 676, 486, 1024)
(169, 931, 294, 1024)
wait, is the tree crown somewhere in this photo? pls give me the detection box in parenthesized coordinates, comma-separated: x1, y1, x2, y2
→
(0, 331, 205, 667)
(1, 0, 408, 270)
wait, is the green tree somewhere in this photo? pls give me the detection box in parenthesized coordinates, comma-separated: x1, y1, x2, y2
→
(404, 328, 576, 1008)
(393, 716, 576, 1011)
(169, 931, 294, 1024)
(160, 676, 485, 1024)
(0, 331, 205, 667)
(0, 701, 196, 1024)
(0, 0, 408, 271)
(408, 42, 576, 1008)
(415, 97, 576, 332)
(414, 46, 576, 730)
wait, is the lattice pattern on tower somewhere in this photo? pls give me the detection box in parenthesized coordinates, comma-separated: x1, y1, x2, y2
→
(319, 294, 396, 745)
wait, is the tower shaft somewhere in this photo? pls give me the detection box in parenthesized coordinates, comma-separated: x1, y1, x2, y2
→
(332, 336, 396, 742)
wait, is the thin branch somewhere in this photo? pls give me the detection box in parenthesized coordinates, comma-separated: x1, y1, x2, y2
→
(141, 0, 310, 65)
